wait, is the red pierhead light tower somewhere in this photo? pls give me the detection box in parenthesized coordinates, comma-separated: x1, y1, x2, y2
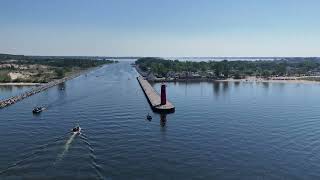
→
(160, 83, 166, 105)
(137, 76, 175, 113)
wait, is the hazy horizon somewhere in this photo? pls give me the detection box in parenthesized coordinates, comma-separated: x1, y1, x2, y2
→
(1, 0, 320, 57)
(2, 53, 319, 59)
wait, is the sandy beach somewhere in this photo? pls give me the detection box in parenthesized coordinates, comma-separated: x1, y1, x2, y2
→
(151, 75, 320, 84)
(217, 76, 320, 84)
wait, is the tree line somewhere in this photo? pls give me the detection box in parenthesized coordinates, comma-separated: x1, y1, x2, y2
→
(136, 57, 320, 78)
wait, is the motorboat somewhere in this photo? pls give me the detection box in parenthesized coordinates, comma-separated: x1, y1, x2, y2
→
(71, 126, 81, 134)
(146, 114, 152, 120)
(32, 106, 45, 113)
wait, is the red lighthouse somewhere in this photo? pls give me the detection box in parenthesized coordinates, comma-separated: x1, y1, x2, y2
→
(160, 83, 166, 105)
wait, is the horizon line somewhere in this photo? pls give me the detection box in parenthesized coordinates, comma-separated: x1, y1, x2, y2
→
(1, 52, 320, 59)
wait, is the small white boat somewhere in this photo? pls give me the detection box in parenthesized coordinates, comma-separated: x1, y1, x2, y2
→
(71, 126, 81, 134)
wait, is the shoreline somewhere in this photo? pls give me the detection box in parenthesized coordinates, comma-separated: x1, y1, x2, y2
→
(149, 76, 320, 84)
(216, 78, 320, 84)
(134, 66, 320, 84)
(0, 64, 105, 108)
(0, 65, 104, 86)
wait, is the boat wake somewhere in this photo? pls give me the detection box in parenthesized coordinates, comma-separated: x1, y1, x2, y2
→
(54, 133, 78, 164)
(0, 134, 66, 175)
(79, 134, 106, 180)
(0, 128, 106, 179)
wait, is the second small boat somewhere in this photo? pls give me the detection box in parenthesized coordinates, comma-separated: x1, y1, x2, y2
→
(146, 114, 152, 120)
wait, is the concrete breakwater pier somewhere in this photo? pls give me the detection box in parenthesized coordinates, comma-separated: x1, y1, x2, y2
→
(137, 76, 175, 113)
(0, 71, 85, 109)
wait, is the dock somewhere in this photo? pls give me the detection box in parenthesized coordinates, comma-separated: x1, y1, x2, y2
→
(137, 76, 175, 113)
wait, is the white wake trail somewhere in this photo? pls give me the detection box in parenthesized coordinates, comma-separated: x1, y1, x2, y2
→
(54, 133, 77, 164)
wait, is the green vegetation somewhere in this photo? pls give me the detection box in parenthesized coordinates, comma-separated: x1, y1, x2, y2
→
(54, 68, 65, 79)
(136, 57, 320, 79)
(0, 71, 11, 82)
(0, 53, 117, 83)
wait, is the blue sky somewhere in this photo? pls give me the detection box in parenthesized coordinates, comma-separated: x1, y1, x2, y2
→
(0, 0, 320, 56)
